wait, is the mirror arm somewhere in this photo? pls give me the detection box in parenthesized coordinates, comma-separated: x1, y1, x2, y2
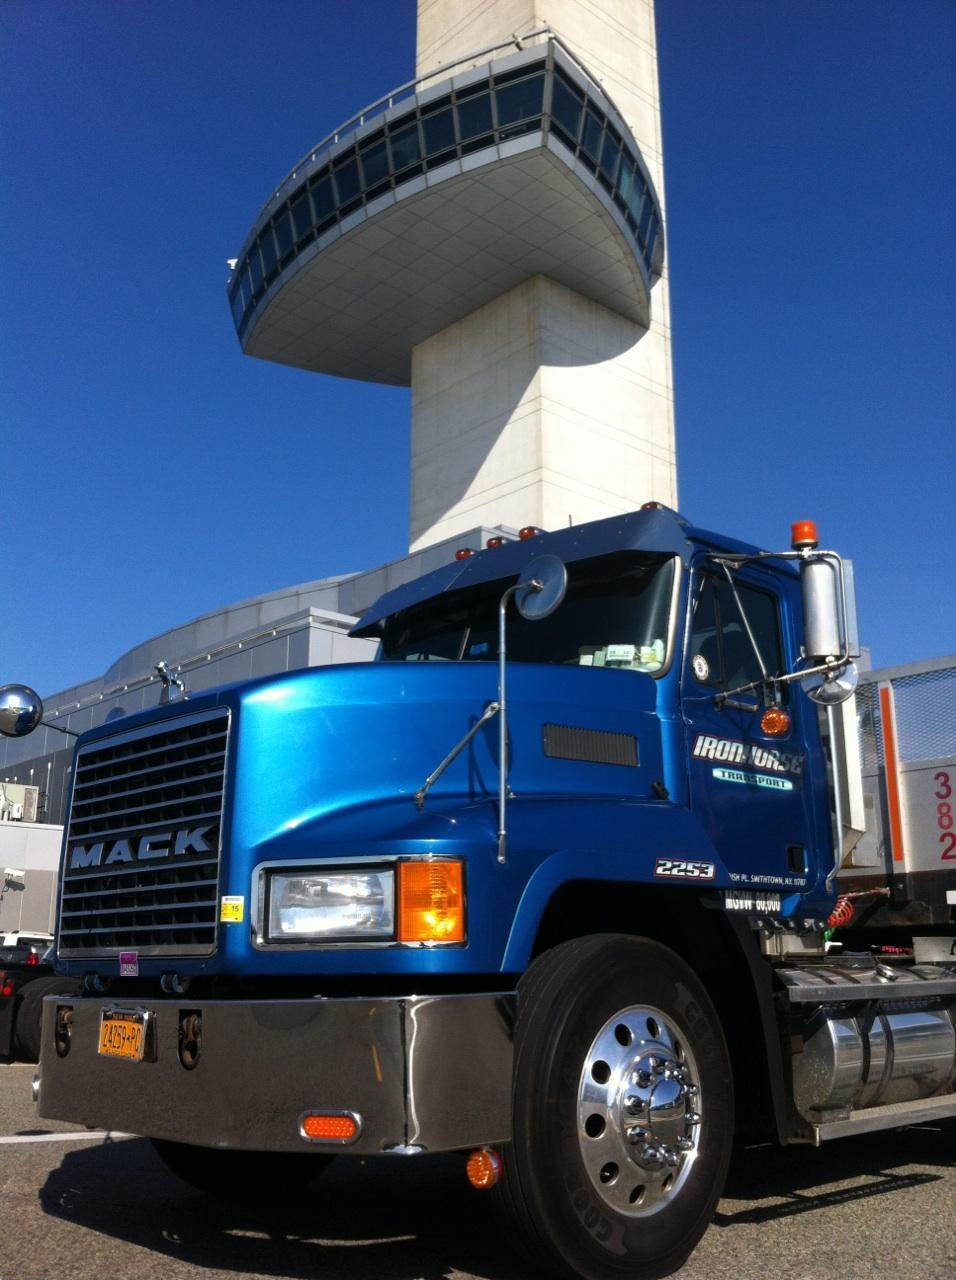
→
(41, 721, 80, 739)
(496, 575, 546, 865)
(716, 560, 770, 683)
(497, 584, 520, 865)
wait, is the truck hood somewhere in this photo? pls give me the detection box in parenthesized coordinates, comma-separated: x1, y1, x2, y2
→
(230, 660, 663, 853)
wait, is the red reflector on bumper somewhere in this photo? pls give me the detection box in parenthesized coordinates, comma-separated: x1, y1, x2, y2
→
(299, 1111, 361, 1144)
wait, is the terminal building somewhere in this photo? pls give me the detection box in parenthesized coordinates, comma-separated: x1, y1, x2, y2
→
(2, 0, 677, 820)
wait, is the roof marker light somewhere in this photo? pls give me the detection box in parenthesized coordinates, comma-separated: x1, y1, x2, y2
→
(486, 536, 506, 549)
(455, 548, 475, 560)
(518, 526, 538, 540)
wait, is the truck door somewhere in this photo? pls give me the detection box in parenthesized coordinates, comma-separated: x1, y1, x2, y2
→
(681, 569, 816, 898)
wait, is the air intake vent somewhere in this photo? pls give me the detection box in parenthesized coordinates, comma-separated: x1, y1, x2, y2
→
(59, 708, 230, 958)
(542, 724, 638, 767)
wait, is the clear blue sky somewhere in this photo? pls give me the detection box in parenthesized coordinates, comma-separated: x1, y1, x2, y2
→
(2, 0, 954, 698)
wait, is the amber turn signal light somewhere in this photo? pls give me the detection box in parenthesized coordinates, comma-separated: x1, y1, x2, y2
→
(466, 1148, 503, 1189)
(760, 706, 792, 737)
(398, 860, 465, 943)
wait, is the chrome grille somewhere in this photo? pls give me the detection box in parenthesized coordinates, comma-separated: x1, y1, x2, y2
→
(59, 708, 230, 957)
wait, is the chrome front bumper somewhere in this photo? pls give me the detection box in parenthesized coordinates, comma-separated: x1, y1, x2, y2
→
(37, 992, 515, 1155)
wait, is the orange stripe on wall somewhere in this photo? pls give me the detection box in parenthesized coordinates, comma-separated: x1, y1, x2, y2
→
(879, 684, 905, 863)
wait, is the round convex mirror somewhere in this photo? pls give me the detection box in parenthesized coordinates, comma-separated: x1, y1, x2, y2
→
(800, 660, 859, 705)
(0, 685, 45, 738)
(515, 556, 567, 622)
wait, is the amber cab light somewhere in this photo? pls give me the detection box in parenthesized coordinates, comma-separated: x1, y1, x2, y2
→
(518, 526, 538, 540)
(791, 519, 818, 550)
(455, 548, 474, 560)
(486, 536, 506, 549)
(760, 706, 792, 738)
(466, 1148, 503, 1189)
(300, 1112, 360, 1143)
(398, 860, 465, 943)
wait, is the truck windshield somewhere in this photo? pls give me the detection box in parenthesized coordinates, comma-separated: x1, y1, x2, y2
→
(380, 552, 677, 673)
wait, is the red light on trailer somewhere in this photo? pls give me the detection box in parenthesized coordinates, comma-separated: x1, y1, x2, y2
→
(641, 501, 665, 511)
(486, 536, 506, 549)
(455, 548, 474, 560)
(518, 526, 537, 540)
(791, 520, 818, 550)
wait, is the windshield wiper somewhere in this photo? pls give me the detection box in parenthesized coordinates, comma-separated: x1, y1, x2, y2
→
(414, 701, 500, 811)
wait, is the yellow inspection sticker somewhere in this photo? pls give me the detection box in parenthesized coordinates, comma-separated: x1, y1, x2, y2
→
(220, 896, 245, 923)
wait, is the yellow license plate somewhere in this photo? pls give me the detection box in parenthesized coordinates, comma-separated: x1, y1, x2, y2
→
(98, 1009, 147, 1061)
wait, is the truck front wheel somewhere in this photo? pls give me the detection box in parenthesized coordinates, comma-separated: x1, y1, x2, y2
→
(496, 934, 733, 1280)
(151, 1140, 332, 1201)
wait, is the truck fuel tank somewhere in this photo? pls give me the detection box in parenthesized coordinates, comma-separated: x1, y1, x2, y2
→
(780, 960, 956, 1127)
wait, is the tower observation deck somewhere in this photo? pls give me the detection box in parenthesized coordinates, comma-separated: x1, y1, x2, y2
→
(229, 1, 675, 550)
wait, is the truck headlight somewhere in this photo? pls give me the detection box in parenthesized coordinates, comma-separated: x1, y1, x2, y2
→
(267, 869, 395, 941)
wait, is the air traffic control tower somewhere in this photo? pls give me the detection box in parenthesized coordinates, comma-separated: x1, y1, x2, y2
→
(228, 0, 675, 551)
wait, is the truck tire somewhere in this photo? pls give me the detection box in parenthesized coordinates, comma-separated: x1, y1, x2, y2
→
(495, 934, 733, 1280)
(15, 976, 80, 1063)
(151, 1139, 333, 1200)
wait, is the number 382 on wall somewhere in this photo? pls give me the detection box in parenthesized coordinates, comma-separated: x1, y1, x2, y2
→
(935, 771, 956, 860)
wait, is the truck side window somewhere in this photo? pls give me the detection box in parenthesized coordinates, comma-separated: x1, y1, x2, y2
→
(690, 575, 785, 697)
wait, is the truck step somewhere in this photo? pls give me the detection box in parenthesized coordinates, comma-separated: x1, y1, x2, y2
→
(800, 1094, 956, 1145)
(779, 962, 956, 1004)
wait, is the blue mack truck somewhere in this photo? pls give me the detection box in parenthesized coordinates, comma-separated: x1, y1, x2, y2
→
(2, 504, 954, 1280)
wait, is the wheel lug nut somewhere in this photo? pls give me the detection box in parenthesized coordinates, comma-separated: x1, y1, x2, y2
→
(676, 1137, 694, 1151)
(625, 1126, 647, 1144)
(641, 1144, 665, 1167)
(633, 1070, 651, 1088)
(685, 1111, 701, 1125)
(624, 1094, 642, 1114)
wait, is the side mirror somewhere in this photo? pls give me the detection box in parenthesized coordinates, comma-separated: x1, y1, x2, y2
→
(797, 553, 860, 705)
(800, 660, 860, 706)
(514, 555, 567, 621)
(0, 685, 45, 738)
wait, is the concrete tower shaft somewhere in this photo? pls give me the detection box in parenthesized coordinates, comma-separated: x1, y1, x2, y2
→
(229, 1, 675, 551)
(417, 2, 665, 190)
(410, 0, 675, 549)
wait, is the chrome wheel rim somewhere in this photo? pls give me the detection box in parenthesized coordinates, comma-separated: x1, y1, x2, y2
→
(577, 1004, 702, 1216)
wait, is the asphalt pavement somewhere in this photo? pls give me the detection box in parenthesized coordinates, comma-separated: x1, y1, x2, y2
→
(1, 1062, 953, 1280)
